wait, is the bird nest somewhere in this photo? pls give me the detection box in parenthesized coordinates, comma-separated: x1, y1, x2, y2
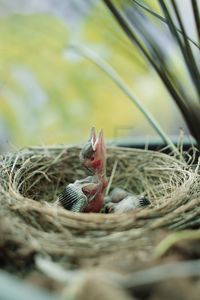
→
(0, 145, 199, 271)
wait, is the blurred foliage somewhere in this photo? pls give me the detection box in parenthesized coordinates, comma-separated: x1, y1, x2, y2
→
(102, 0, 200, 146)
(0, 2, 179, 148)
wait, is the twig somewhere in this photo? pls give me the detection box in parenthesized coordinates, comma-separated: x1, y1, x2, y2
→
(106, 159, 118, 195)
(154, 230, 200, 258)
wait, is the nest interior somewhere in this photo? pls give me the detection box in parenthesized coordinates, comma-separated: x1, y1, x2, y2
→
(0, 145, 200, 274)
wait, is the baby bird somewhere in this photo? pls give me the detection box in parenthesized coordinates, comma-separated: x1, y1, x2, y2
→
(106, 188, 150, 213)
(58, 176, 102, 212)
(58, 127, 107, 213)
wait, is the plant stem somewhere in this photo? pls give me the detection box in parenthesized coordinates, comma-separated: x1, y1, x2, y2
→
(69, 44, 180, 156)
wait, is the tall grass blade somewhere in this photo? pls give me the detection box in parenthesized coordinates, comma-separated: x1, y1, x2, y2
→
(70, 44, 180, 155)
(126, 3, 200, 145)
(131, 0, 200, 50)
(102, 0, 187, 109)
(126, 7, 200, 137)
(103, 0, 200, 147)
(191, 0, 200, 45)
(158, 0, 196, 78)
(170, 0, 200, 97)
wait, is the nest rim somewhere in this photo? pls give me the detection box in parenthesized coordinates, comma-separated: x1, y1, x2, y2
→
(1, 145, 199, 224)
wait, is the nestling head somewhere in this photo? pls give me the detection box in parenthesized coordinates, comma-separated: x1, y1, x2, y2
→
(79, 127, 106, 174)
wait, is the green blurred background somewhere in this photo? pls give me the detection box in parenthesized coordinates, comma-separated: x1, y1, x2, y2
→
(0, 0, 189, 151)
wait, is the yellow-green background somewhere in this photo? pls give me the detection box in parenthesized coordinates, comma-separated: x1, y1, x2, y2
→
(0, 1, 186, 148)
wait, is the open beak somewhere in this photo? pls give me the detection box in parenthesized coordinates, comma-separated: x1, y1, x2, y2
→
(90, 127, 97, 151)
(96, 129, 105, 153)
(79, 127, 106, 173)
(92, 128, 106, 170)
(90, 128, 105, 152)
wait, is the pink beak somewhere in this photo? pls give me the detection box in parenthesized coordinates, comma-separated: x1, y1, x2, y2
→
(90, 127, 97, 150)
(90, 127, 106, 173)
(90, 128, 105, 153)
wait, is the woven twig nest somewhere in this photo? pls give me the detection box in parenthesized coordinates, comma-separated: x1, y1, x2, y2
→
(0, 146, 199, 267)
